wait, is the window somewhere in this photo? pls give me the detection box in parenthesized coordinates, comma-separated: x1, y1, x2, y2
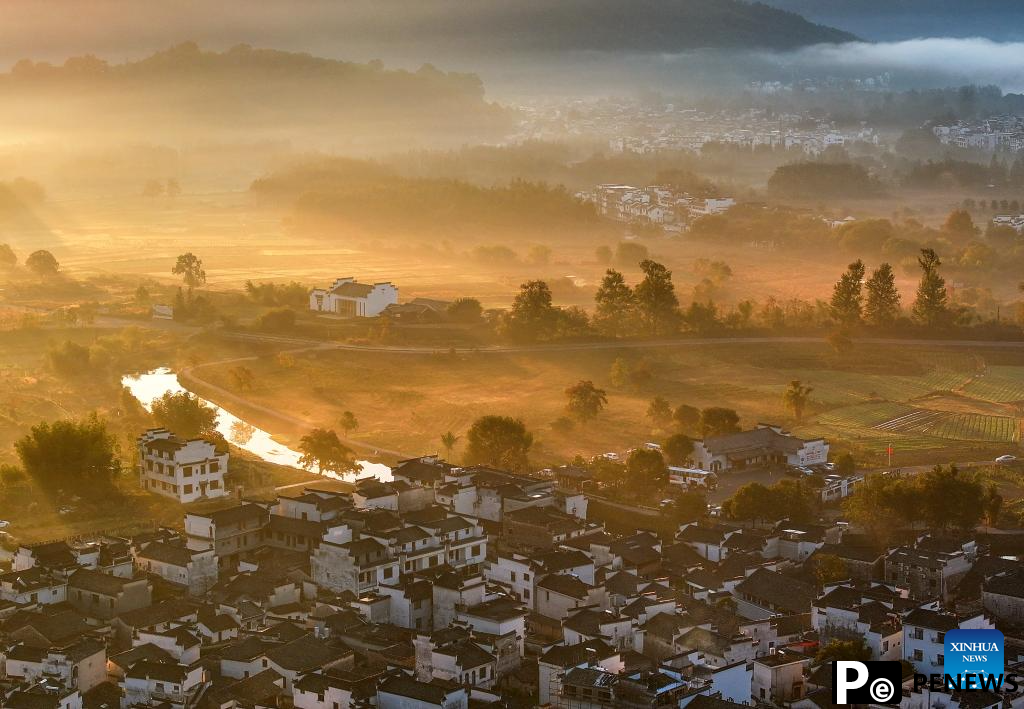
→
(384, 566, 394, 579)
(913, 649, 923, 661)
(210, 480, 220, 489)
(183, 485, 193, 495)
(184, 466, 192, 477)
(523, 573, 530, 581)
(937, 654, 944, 665)
(510, 572, 517, 583)
(210, 461, 220, 472)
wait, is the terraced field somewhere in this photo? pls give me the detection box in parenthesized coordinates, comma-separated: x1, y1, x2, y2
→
(961, 366, 1024, 403)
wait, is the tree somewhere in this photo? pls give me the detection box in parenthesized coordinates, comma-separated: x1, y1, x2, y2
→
(47, 340, 93, 377)
(528, 244, 552, 266)
(943, 209, 977, 238)
(662, 433, 693, 466)
(782, 380, 813, 422)
(647, 397, 673, 428)
(258, 308, 297, 331)
(593, 269, 635, 337)
(0, 243, 16, 268)
(816, 639, 872, 665)
(166, 178, 181, 198)
(842, 474, 904, 543)
(504, 280, 558, 342)
(699, 407, 740, 438)
(673, 404, 701, 435)
(595, 245, 613, 266)
(14, 415, 119, 497)
(813, 554, 849, 585)
(983, 484, 1003, 528)
(912, 249, 949, 327)
(625, 448, 668, 491)
(667, 488, 708, 522)
(338, 411, 359, 436)
(229, 365, 255, 392)
(726, 482, 773, 525)
(464, 415, 533, 471)
(25, 249, 59, 277)
(447, 297, 483, 324)
(634, 260, 680, 335)
(172, 252, 206, 291)
(565, 380, 607, 424)
(151, 391, 218, 439)
(864, 263, 901, 327)
(834, 453, 857, 477)
(441, 431, 459, 460)
(830, 260, 865, 326)
(297, 428, 358, 476)
(917, 464, 984, 531)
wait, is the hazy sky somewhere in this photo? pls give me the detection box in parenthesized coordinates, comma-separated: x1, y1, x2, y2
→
(4, 1, 1024, 95)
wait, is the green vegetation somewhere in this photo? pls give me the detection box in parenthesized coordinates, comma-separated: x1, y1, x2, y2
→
(464, 415, 534, 471)
(297, 428, 358, 476)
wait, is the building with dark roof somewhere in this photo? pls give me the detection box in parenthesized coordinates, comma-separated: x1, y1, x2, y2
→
(310, 277, 398, 318)
(692, 424, 828, 473)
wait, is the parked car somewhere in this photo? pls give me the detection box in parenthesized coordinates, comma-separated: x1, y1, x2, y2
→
(796, 466, 815, 476)
(996, 455, 1017, 464)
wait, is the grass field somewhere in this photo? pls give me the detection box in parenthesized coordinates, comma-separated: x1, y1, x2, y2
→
(187, 340, 1024, 469)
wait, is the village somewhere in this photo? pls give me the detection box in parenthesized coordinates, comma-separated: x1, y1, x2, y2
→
(1, 395, 1023, 709)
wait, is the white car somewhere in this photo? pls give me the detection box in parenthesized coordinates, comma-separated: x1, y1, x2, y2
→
(0, 520, 8, 529)
(996, 455, 1017, 464)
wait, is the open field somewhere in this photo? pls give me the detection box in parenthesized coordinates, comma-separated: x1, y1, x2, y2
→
(2, 192, 926, 312)
(186, 339, 1024, 468)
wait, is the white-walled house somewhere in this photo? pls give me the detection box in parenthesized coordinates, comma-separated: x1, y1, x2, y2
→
(902, 608, 993, 674)
(138, 429, 228, 503)
(691, 424, 829, 473)
(309, 277, 398, 317)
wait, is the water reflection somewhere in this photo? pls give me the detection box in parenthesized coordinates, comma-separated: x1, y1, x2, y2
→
(121, 367, 391, 483)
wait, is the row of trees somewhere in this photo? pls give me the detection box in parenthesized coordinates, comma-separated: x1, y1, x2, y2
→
(842, 465, 1001, 542)
(829, 248, 951, 329)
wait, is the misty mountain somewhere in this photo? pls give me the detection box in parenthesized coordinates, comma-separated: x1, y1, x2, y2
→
(0, 43, 510, 151)
(762, 0, 1024, 42)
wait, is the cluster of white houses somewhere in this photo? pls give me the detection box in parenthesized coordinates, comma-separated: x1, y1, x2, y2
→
(0, 437, 1022, 709)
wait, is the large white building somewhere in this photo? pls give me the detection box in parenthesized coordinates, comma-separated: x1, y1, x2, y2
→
(691, 424, 829, 473)
(137, 428, 228, 504)
(309, 277, 398, 317)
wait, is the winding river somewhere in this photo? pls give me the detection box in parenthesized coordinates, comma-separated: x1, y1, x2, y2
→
(121, 367, 391, 483)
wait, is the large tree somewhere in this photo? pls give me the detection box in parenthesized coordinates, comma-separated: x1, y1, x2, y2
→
(625, 448, 668, 491)
(782, 380, 813, 422)
(634, 260, 680, 336)
(830, 259, 865, 326)
(593, 269, 636, 337)
(25, 249, 59, 277)
(464, 415, 534, 471)
(297, 428, 358, 476)
(673, 404, 701, 435)
(647, 397, 673, 428)
(440, 431, 459, 461)
(699, 407, 741, 438)
(172, 252, 207, 290)
(864, 262, 901, 327)
(150, 391, 218, 439)
(565, 380, 608, 424)
(504, 280, 558, 342)
(912, 249, 949, 327)
(662, 433, 694, 466)
(15, 415, 119, 497)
